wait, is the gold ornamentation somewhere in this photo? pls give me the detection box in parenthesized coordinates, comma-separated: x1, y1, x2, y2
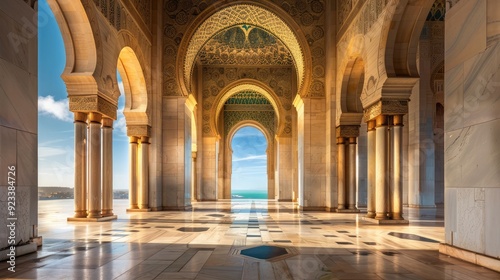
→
(335, 125, 360, 138)
(69, 96, 117, 120)
(126, 124, 151, 137)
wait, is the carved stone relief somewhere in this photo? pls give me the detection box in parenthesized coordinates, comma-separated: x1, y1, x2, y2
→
(201, 66, 294, 137)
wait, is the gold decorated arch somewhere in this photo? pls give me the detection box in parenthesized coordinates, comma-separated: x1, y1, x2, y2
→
(211, 79, 284, 137)
(179, 3, 310, 96)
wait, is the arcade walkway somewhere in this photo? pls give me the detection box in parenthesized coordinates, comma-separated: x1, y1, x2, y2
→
(1, 200, 498, 279)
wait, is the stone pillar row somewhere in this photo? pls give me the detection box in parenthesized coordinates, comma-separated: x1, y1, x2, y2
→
(72, 112, 115, 220)
(128, 136, 150, 211)
(336, 135, 359, 212)
(367, 114, 405, 221)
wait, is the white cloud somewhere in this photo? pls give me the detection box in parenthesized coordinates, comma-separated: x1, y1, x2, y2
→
(232, 155, 267, 162)
(114, 107, 127, 134)
(38, 95, 72, 122)
(118, 80, 125, 95)
(38, 146, 70, 158)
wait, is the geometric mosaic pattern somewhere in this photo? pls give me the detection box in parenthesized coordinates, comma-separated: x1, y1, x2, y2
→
(184, 4, 305, 92)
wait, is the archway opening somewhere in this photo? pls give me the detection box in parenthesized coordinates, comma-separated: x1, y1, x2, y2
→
(230, 126, 268, 199)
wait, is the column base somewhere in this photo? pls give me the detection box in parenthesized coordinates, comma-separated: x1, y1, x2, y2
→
(278, 199, 293, 202)
(336, 209, 361, 213)
(163, 205, 193, 211)
(73, 212, 88, 218)
(127, 208, 151, 212)
(0, 241, 39, 261)
(366, 212, 376, 219)
(439, 243, 500, 273)
(67, 215, 117, 222)
(299, 206, 326, 211)
(363, 217, 409, 225)
(102, 210, 114, 217)
(150, 206, 163, 211)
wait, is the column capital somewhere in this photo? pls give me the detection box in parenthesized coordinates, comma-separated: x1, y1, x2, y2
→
(101, 117, 113, 128)
(393, 115, 404, 126)
(336, 125, 360, 138)
(74, 112, 87, 123)
(69, 95, 117, 120)
(127, 125, 151, 137)
(139, 136, 150, 144)
(337, 137, 346, 144)
(367, 120, 376, 131)
(364, 100, 409, 122)
(87, 112, 102, 123)
(348, 137, 357, 144)
(129, 136, 139, 143)
(375, 115, 388, 127)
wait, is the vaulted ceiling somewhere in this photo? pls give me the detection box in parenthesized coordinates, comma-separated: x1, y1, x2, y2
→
(198, 25, 294, 66)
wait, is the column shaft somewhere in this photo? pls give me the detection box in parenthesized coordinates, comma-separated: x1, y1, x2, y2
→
(101, 118, 113, 216)
(392, 115, 404, 219)
(129, 136, 139, 209)
(73, 112, 87, 218)
(139, 137, 149, 209)
(87, 113, 102, 218)
(375, 115, 388, 220)
(348, 137, 357, 210)
(337, 137, 346, 209)
(366, 121, 376, 218)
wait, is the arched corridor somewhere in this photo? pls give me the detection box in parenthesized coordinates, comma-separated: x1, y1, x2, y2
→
(1, 0, 500, 277)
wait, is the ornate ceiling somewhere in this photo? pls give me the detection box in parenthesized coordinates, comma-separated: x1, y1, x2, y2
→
(199, 25, 294, 65)
(225, 91, 272, 105)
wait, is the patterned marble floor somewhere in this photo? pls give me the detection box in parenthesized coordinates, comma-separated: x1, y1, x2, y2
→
(1, 199, 499, 279)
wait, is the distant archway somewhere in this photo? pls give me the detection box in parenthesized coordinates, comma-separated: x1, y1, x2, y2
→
(227, 123, 271, 199)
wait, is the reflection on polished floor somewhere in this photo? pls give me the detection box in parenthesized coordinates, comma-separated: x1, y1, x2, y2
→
(1, 200, 499, 279)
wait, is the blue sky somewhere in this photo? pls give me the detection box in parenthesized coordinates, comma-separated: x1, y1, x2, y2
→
(38, 0, 268, 192)
(38, 0, 128, 189)
(231, 127, 267, 191)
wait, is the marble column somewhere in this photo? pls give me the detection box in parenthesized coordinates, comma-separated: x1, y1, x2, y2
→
(139, 136, 149, 209)
(276, 137, 293, 201)
(337, 137, 346, 210)
(392, 115, 404, 219)
(129, 136, 139, 209)
(101, 118, 113, 217)
(366, 120, 376, 218)
(192, 152, 197, 201)
(375, 115, 388, 220)
(73, 112, 87, 218)
(348, 137, 357, 210)
(87, 112, 102, 218)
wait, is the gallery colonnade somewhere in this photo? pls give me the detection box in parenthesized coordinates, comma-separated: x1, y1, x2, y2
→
(46, 0, 444, 222)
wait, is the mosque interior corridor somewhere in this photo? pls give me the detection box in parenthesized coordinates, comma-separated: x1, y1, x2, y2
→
(0, 200, 498, 279)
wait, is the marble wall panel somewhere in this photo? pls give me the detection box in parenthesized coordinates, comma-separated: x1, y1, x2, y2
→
(17, 131, 36, 187)
(454, 188, 485, 254)
(485, 188, 500, 258)
(445, 0, 486, 71)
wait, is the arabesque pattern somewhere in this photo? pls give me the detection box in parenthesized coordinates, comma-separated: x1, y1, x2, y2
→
(184, 4, 305, 92)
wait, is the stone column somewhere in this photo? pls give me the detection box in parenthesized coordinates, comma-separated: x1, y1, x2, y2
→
(73, 112, 87, 218)
(101, 118, 113, 217)
(87, 112, 102, 218)
(337, 137, 346, 210)
(129, 136, 139, 210)
(192, 152, 197, 201)
(375, 115, 388, 220)
(277, 136, 293, 201)
(366, 120, 376, 218)
(392, 115, 404, 219)
(139, 136, 150, 209)
(348, 137, 357, 210)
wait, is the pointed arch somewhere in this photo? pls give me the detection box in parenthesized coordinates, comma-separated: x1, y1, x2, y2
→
(177, 2, 311, 97)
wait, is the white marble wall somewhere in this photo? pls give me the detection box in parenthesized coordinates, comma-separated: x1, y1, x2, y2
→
(0, 0, 38, 252)
(445, 0, 500, 260)
(297, 98, 327, 210)
(162, 97, 192, 210)
(357, 122, 367, 208)
(276, 137, 293, 201)
(408, 40, 437, 208)
(201, 137, 217, 200)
